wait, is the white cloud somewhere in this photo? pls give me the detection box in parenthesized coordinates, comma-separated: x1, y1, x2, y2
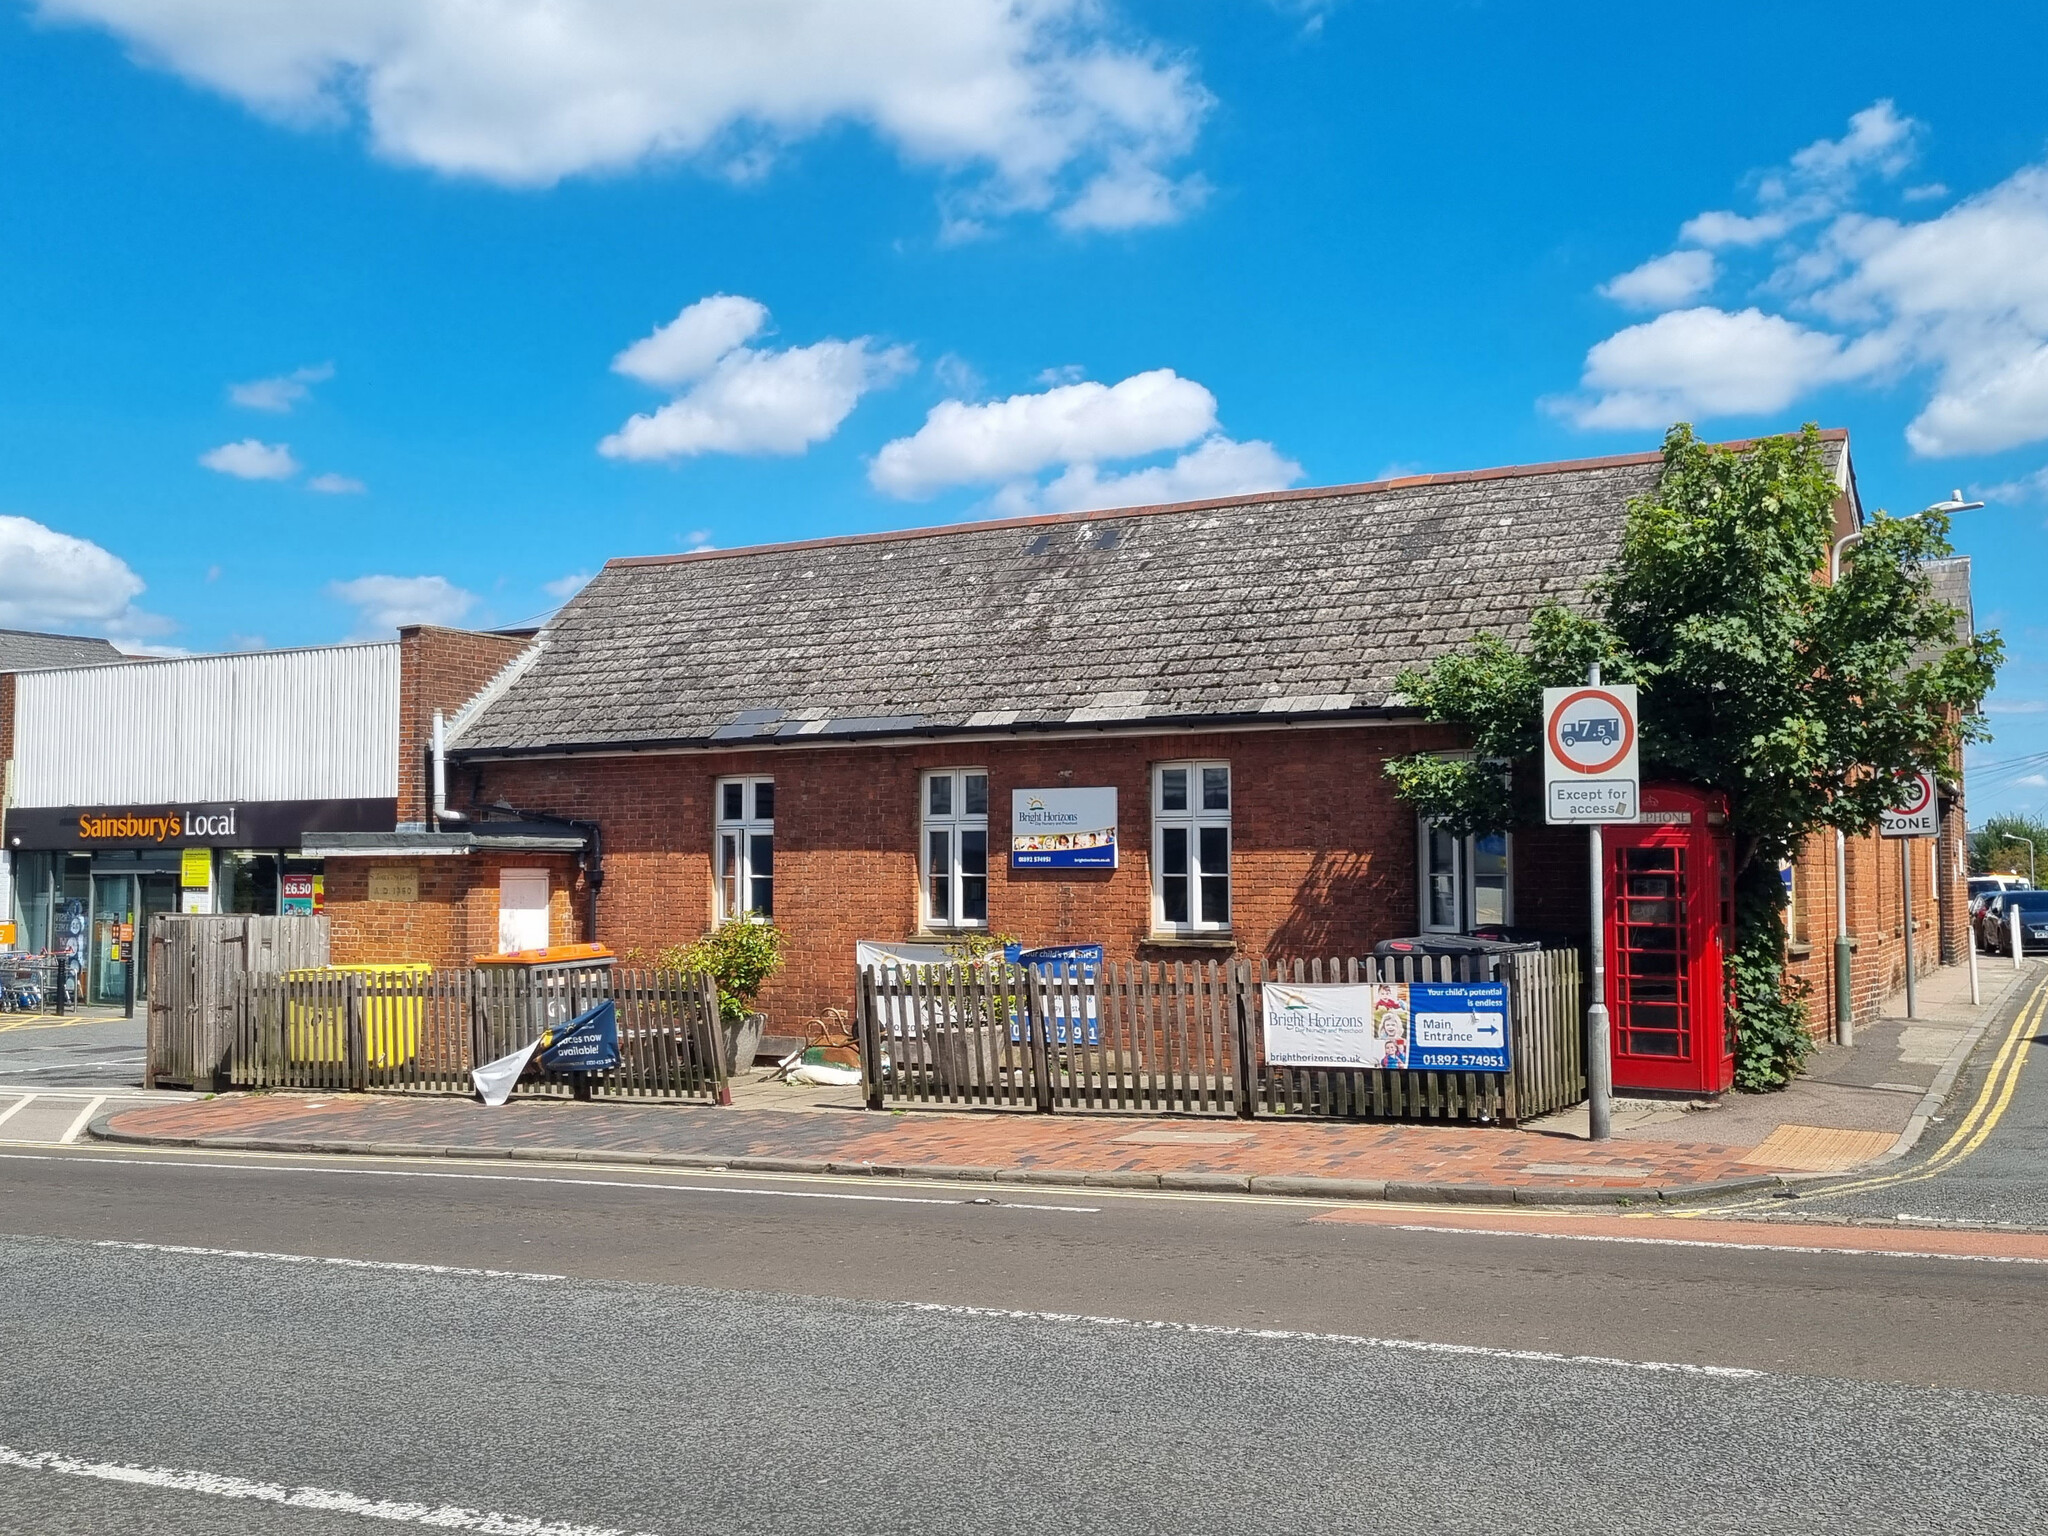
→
(1003, 434, 1303, 515)
(601, 333, 913, 461)
(1559, 102, 2048, 456)
(1986, 700, 2047, 715)
(2019, 773, 2048, 788)
(1600, 250, 1717, 309)
(229, 362, 332, 412)
(682, 529, 715, 552)
(199, 438, 300, 480)
(329, 574, 476, 636)
(611, 294, 768, 387)
(0, 513, 170, 643)
(871, 368, 1218, 498)
(1678, 100, 1919, 250)
(36, 0, 1211, 231)
(543, 571, 592, 602)
(1982, 466, 2048, 504)
(1554, 307, 1860, 430)
(307, 472, 366, 494)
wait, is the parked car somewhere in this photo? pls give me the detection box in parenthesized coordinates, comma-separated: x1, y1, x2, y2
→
(1970, 873, 2031, 915)
(1979, 890, 2048, 956)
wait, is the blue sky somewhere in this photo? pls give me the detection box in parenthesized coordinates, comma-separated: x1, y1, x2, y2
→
(1, 1, 2045, 815)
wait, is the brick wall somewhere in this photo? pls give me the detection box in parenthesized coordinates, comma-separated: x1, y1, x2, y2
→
(0, 671, 15, 780)
(327, 851, 581, 965)
(367, 722, 1474, 1029)
(1784, 819, 1950, 1039)
(395, 627, 533, 827)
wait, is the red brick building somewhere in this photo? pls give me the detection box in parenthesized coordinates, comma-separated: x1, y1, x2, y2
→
(302, 434, 1976, 1052)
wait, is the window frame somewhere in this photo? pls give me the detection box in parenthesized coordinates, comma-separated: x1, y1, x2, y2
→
(714, 776, 776, 922)
(1417, 817, 1514, 934)
(1151, 760, 1232, 935)
(920, 768, 991, 932)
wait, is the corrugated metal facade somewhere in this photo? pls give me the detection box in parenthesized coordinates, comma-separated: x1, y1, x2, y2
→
(12, 645, 399, 806)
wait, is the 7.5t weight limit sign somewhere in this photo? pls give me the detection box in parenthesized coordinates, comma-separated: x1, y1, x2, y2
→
(1543, 683, 1641, 824)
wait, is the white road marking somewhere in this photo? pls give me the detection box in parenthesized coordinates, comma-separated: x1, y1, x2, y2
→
(0, 1151, 1099, 1213)
(95, 1241, 564, 1281)
(57, 1096, 105, 1145)
(899, 1300, 1763, 1378)
(1385, 1222, 2048, 1266)
(0, 1096, 33, 1131)
(0, 1443, 660, 1534)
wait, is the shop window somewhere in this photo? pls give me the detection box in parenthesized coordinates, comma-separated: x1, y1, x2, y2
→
(922, 769, 989, 930)
(1153, 761, 1230, 933)
(715, 777, 775, 920)
(1418, 819, 1512, 933)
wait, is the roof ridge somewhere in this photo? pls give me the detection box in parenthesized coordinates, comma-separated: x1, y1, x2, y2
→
(606, 429, 1848, 572)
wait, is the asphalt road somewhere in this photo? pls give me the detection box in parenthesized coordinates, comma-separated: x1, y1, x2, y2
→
(1741, 971, 2048, 1228)
(3, 1145, 2047, 1533)
(0, 1009, 145, 1088)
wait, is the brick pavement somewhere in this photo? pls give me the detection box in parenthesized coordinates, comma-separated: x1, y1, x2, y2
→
(96, 1092, 1797, 1202)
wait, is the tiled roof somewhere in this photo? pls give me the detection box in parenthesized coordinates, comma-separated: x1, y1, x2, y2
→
(454, 437, 1848, 756)
(0, 628, 124, 672)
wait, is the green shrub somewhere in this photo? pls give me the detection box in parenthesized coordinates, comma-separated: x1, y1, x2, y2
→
(661, 918, 787, 1026)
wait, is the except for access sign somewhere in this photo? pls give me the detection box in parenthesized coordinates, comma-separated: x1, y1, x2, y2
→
(1543, 683, 1641, 824)
(1879, 769, 1938, 839)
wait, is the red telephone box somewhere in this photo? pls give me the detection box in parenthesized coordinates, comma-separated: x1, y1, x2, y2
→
(1604, 783, 1735, 1095)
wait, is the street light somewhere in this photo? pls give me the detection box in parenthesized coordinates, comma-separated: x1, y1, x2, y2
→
(2009, 835, 2037, 887)
(1830, 490, 1987, 1044)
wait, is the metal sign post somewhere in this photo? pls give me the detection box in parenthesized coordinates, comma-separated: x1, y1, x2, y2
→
(1543, 667, 1641, 1142)
(1879, 769, 1937, 1023)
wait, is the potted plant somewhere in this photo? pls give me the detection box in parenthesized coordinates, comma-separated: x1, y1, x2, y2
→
(663, 918, 787, 1074)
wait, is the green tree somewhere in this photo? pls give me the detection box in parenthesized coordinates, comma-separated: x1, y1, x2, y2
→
(1972, 815, 2047, 883)
(1386, 424, 2001, 1089)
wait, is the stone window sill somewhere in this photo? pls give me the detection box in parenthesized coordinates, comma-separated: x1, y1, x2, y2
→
(1142, 931, 1237, 949)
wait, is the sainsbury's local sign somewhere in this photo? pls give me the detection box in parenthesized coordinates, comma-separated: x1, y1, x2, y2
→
(3, 798, 397, 851)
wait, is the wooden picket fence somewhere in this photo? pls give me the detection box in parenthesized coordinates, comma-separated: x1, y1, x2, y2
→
(856, 949, 1583, 1125)
(228, 966, 728, 1102)
(147, 914, 329, 1089)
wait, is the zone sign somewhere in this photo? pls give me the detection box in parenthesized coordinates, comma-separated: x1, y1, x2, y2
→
(1543, 683, 1641, 824)
(1879, 769, 1938, 839)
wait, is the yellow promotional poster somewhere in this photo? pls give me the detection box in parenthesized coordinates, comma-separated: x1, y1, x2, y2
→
(180, 848, 211, 889)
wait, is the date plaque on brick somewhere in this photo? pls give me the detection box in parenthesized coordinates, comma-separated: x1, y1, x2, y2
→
(368, 866, 420, 903)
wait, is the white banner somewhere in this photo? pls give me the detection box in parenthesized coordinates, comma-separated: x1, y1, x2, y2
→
(1262, 983, 1411, 1070)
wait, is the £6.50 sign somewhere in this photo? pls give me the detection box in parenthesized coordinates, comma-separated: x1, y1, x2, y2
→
(1543, 683, 1641, 824)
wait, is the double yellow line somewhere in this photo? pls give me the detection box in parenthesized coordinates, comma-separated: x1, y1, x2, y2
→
(1676, 972, 2047, 1217)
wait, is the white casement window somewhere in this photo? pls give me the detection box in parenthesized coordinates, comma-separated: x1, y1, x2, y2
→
(921, 769, 990, 929)
(1153, 761, 1231, 932)
(1419, 820, 1511, 933)
(715, 778, 774, 920)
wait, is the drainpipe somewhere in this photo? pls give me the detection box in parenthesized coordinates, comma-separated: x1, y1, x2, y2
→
(1835, 829, 1854, 1048)
(432, 711, 467, 830)
(571, 820, 604, 944)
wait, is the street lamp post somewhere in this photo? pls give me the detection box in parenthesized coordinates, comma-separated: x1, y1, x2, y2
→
(1828, 491, 1984, 1047)
(2012, 835, 2037, 887)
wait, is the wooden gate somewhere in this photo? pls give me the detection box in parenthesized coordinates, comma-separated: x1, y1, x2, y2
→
(146, 915, 329, 1089)
(856, 950, 1585, 1125)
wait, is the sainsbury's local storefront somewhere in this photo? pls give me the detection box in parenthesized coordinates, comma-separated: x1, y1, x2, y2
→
(2, 647, 400, 1003)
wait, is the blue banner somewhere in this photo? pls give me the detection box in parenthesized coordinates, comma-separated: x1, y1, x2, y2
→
(1407, 982, 1510, 1072)
(537, 999, 620, 1073)
(1005, 944, 1104, 1047)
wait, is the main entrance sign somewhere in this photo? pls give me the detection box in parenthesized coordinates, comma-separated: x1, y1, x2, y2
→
(1543, 684, 1641, 824)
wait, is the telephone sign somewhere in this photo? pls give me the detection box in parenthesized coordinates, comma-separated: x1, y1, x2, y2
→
(1543, 684, 1641, 824)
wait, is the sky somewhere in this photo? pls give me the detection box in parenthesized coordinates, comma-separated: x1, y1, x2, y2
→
(0, 1, 2045, 817)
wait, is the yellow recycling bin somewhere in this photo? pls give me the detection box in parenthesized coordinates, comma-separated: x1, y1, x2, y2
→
(286, 963, 430, 1067)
